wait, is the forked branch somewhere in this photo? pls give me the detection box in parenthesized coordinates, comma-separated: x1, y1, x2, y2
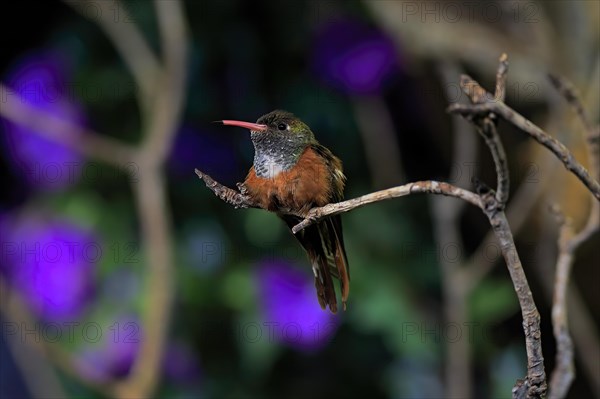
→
(448, 100, 600, 200)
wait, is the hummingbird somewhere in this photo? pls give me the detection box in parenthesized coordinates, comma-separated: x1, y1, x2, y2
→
(220, 110, 349, 313)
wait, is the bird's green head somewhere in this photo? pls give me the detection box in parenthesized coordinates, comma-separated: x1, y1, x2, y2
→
(254, 110, 314, 143)
(221, 110, 317, 177)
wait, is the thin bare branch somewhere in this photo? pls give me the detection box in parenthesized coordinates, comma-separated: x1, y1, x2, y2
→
(291, 181, 483, 234)
(278, 181, 546, 399)
(480, 118, 510, 205)
(194, 172, 483, 228)
(548, 74, 594, 135)
(457, 55, 547, 399)
(496, 53, 509, 102)
(484, 204, 546, 399)
(548, 206, 576, 399)
(448, 101, 600, 200)
(195, 169, 258, 209)
(460, 74, 494, 105)
(461, 73, 564, 290)
(463, 149, 556, 290)
(458, 70, 510, 205)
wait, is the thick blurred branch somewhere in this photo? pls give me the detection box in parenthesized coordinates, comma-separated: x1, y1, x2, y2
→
(63, 0, 160, 115)
(141, 0, 189, 162)
(113, 1, 189, 398)
(364, 0, 552, 82)
(0, 277, 110, 397)
(0, 83, 136, 166)
(0, 1, 189, 398)
(533, 240, 600, 399)
(430, 61, 479, 399)
(352, 95, 405, 188)
(0, 279, 68, 399)
(547, 207, 577, 399)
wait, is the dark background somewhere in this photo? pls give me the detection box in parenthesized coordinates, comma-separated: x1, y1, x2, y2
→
(0, 1, 598, 398)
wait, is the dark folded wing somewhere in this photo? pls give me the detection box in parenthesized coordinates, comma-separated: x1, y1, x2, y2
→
(282, 215, 339, 312)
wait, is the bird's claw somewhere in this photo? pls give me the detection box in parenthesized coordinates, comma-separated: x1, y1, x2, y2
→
(236, 182, 249, 195)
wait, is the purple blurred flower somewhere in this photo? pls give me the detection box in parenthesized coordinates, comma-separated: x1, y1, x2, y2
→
(77, 314, 141, 382)
(311, 18, 399, 95)
(1, 214, 97, 321)
(256, 260, 339, 351)
(1, 50, 85, 191)
(168, 125, 239, 181)
(163, 341, 202, 385)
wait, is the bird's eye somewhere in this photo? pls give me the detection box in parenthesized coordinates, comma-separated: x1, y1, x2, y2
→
(277, 123, 287, 131)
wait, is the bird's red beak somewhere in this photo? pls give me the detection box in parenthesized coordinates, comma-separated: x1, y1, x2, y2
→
(220, 120, 268, 132)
